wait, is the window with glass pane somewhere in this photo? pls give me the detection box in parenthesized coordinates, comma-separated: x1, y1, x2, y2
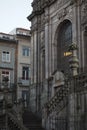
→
(1, 71, 10, 82)
(22, 47, 30, 56)
(2, 51, 10, 62)
(57, 20, 72, 73)
(29, 67, 31, 78)
(22, 67, 30, 80)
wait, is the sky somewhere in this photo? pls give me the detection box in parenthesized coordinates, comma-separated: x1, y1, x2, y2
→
(0, 0, 33, 33)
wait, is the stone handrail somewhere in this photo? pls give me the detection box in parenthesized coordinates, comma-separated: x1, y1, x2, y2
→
(71, 72, 87, 92)
(43, 72, 87, 116)
(44, 82, 70, 116)
(7, 111, 28, 130)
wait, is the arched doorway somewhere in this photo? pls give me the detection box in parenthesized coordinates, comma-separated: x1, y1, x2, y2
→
(57, 20, 72, 74)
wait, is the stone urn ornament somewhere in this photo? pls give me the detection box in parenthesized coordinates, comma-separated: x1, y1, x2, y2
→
(68, 43, 79, 76)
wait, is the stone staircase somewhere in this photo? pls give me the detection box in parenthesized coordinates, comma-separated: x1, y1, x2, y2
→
(46, 82, 70, 115)
(23, 110, 45, 130)
(45, 73, 87, 115)
(0, 115, 6, 130)
(7, 111, 28, 130)
(42, 73, 87, 130)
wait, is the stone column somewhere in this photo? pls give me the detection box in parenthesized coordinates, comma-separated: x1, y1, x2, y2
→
(30, 32, 34, 84)
(68, 92, 77, 130)
(45, 9, 49, 79)
(33, 30, 38, 83)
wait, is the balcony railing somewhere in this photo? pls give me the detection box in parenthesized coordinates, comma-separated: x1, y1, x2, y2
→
(0, 83, 16, 91)
(16, 29, 31, 37)
(18, 78, 31, 86)
(0, 33, 15, 41)
(7, 111, 28, 130)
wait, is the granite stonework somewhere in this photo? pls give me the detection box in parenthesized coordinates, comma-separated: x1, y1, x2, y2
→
(28, 0, 87, 129)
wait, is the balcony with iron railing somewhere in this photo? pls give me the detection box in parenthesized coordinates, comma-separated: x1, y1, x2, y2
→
(0, 82, 16, 92)
(0, 33, 16, 42)
(16, 28, 31, 37)
(18, 77, 31, 86)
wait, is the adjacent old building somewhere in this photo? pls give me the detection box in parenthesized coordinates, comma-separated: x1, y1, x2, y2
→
(0, 28, 31, 129)
(0, 28, 31, 112)
(10, 28, 31, 108)
(28, 0, 87, 130)
(10, 28, 31, 107)
(0, 32, 17, 115)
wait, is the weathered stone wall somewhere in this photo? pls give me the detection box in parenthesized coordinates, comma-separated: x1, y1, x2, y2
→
(28, 0, 87, 122)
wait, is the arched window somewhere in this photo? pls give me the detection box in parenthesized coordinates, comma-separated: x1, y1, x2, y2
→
(57, 20, 72, 74)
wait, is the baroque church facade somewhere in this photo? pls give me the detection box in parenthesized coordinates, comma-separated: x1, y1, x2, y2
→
(28, 0, 87, 129)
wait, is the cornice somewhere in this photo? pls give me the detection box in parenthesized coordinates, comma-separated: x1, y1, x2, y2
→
(27, 9, 44, 21)
(28, 0, 57, 20)
(28, 0, 77, 21)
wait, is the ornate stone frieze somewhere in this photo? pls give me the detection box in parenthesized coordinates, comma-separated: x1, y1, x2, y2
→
(29, 0, 77, 21)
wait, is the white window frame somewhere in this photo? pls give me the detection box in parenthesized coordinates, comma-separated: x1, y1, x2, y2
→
(1, 70, 10, 89)
(1, 71, 10, 82)
(22, 66, 29, 80)
(2, 51, 10, 62)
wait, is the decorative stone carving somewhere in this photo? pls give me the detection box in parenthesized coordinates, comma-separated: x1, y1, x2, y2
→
(31, 23, 38, 32)
(41, 31, 45, 46)
(53, 71, 65, 87)
(29, 0, 76, 21)
(41, 15, 45, 26)
(81, 2, 87, 25)
(57, 8, 67, 20)
(80, 0, 85, 4)
(56, 0, 70, 9)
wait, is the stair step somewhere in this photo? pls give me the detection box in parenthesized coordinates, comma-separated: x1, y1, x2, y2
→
(23, 110, 45, 130)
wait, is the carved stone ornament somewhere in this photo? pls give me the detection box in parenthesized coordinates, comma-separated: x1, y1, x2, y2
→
(44, 15, 49, 24)
(80, 0, 85, 4)
(56, 0, 70, 9)
(81, 2, 87, 25)
(41, 15, 45, 26)
(57, 8, 67, 20)
(41, 31, 45, 45)
(31, 24, 38, 32)
(53, 71, 65, 87)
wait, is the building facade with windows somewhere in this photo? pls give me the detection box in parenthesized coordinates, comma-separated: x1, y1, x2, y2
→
(0, 28, 31, 111)
(0, 33, 17, 108)
(28, 0, 87, 130)
(10, 28, 31, 108)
